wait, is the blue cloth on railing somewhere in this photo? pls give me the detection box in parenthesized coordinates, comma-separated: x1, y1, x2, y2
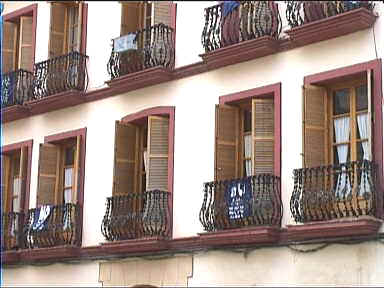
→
(343, 1, 363, 11)
(31, 205, 52, 231)
(225, 178, 252, 220)
(222, 1, 240, 18)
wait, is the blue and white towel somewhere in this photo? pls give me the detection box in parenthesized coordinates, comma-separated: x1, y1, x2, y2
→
(222, 1, 240, 18)
(31, 205, 52, 231)
(225, 178, 252, 220)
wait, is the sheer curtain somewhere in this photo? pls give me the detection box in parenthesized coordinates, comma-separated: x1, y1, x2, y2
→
(357, 113, 370, 196)
(244, 135, 252, 176)
(63, 168, 73, 230)
(11, 178, 21, 237)
(334, 116, 351, 198)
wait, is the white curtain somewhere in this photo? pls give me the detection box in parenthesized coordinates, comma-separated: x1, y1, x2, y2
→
(334, 116, 351, 198)
(244, 135, 252, 176)
(64, 168, 73, 203)
(11, 178, 21, 237)
(357, 113, 370, 196)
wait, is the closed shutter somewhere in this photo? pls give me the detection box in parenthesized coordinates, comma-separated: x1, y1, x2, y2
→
(19, 147, 28, 211)
(146, 116, 169, 191)
(121, 2, 144, 35)
(37, 144, 60, 206)
(49, 3, 67, 58)
(2, 22, 17, 73)
(1, 155, 11, 212)
(215, 105, 239, 181)
(153, 1, 171, 26)
(71, 135, 81, 203)
(113, 121, 139, 196)
(252, 99, 274, 175)
(18, 16, 33, 71)
(303, 85, 328, 168)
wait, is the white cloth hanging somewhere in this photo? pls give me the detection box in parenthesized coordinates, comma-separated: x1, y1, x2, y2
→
(334, 116, 351, 198)
(244, 134, 252, 176)
(357, 113, 371, 196)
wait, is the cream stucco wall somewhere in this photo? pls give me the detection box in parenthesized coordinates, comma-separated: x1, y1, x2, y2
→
(2, 1, 384, 286)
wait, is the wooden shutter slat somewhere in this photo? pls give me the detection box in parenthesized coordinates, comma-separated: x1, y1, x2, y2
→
(19, 147, 28, 211)
(252, 98, 274, 175)
(71, 135, 81, 203)
(37, 144, 60, 206)
(49, 3, 67, 58)
(113, 121, 138, 196)
(19, 16, 33, 71)
(121, 3, 143, 35)
(303, 85, 328, 168)
(153, 1, 171, 26)
(2, 22, 17, 73)
(215, 104, 239, 181)
(147, 116, 169, 191)
(1, 155, 11, 212)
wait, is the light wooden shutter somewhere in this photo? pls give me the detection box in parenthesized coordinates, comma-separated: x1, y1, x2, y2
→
(113, 121, 139, 196)
(1, 155, 11, 212)
(49, 3, 67, 58)
(252, 99, 274, 175)
(121, 2, 143, 35)
(146, 116, 169, 191)
(303, 85, 328, 168)
(19, 147, 28, 211)
(2, 21, 17, 73)
(71, 135, 81, 203)
(37, 144, 60, 206)
(215, 105, 239, 181)
(153, 1, 171, 26)
(18, 16, 33, 71)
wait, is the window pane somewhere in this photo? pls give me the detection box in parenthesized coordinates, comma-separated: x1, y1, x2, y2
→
(65, 167, 73, 187)
(357, 141, 364, 161)
(12, 178, 21, 212)
(333, 89, 350, 115)
(356, 85, 368, 111)
(64, 188, 72, 203)
(65, 147, 75, 165)
(333, 145, 350, 165)
(243, 110, 251, 133)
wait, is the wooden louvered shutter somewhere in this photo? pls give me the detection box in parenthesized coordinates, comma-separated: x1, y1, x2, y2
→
(303, 85, 328, 168)
(49, 3, 67, 58)
(153, 1, 171, 26)
(252, 99, 274, 175)
(2, 22, 17, 73)
(19, 147, 28, 211)
(1, 155, 11, 212)
(121, 2, 143, 35)
(37, 144, 60, 206)
(113, 121, 139, 196)
(18, 16, 33, 71)
(147, 116, 169, 191)
(215, 105, 239, 181)
(71, 135, 81, 203)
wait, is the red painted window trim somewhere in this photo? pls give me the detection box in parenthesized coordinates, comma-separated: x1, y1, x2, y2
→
(219, 82, 282, 178)
(304, 58, 383, 219)
(3, 4, 37, 72)
(1, 139, 33, 212)
(80, 3, 88, 55)
(121, 106, 175, 238)
(170, 2, 177, 67)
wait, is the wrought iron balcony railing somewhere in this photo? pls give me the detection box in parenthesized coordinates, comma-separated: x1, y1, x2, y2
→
(33, 51, 88, 100)
(107, 23, 175, 80)
(200, 174, 282, 232)
(2, 212, 25, 251)
(101, 190, 171, 241)
(201, 1, 282, 53)
(1, 69, 34, 108)
(290, 160, 376, 223)
(286, 1, 375, 29)
(24, 203, 81, 249)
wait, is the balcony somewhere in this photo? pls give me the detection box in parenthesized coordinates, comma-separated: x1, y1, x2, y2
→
(101, 190, 171, 242)
(200, 1, 281, 69)
(2, 212, 25, 251)
(24, 203, 82, 249)
(32, 51, 88, 101)
(106, 24, 174, 89)
(285, 1, 377, 47)
(1, 69, 34, 108)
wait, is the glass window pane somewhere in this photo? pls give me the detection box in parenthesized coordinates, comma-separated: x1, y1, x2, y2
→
(65, 168, 73, 187)
(65, 147, 75, 165)
(333, 145, 350, 165)
(356, 85, 368, 111)
(244, 110, 252, 133)
(357, 141, 364, 161)
(333, 89, 350, 115)
(64, 188, 72, 203)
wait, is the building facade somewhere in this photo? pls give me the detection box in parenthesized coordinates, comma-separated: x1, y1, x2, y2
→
(1, 1, 384, 286)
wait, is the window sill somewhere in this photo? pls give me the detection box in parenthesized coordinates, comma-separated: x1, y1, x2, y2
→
(1, 105, 30, 123)
(285, 216, 382, 242)
(285, 8, 377, 48)
(100, 237, 169, 256)
(199, 36, 279, 71)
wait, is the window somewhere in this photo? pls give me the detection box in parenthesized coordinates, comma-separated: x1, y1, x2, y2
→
(215, 98, 274, 181)
(49, 2, 86, 58)
(2, 13, 34, 73)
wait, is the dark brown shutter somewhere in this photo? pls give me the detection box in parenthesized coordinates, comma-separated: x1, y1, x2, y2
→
(121, 2, 144, 35)
(18, 16, 34, 71)
(49, 3, 67, 58)
(146, 116, 169, 191)
(215, 105, 239, 181)
(113, 121, 139, 196)
(153, 1, 171, 26)
(37, 144, 60, 206)
(2, 21, 17, 73)
(1, 155, 11, 212)
(252, 98, 274, 175)
(303, 85, 328, 168)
